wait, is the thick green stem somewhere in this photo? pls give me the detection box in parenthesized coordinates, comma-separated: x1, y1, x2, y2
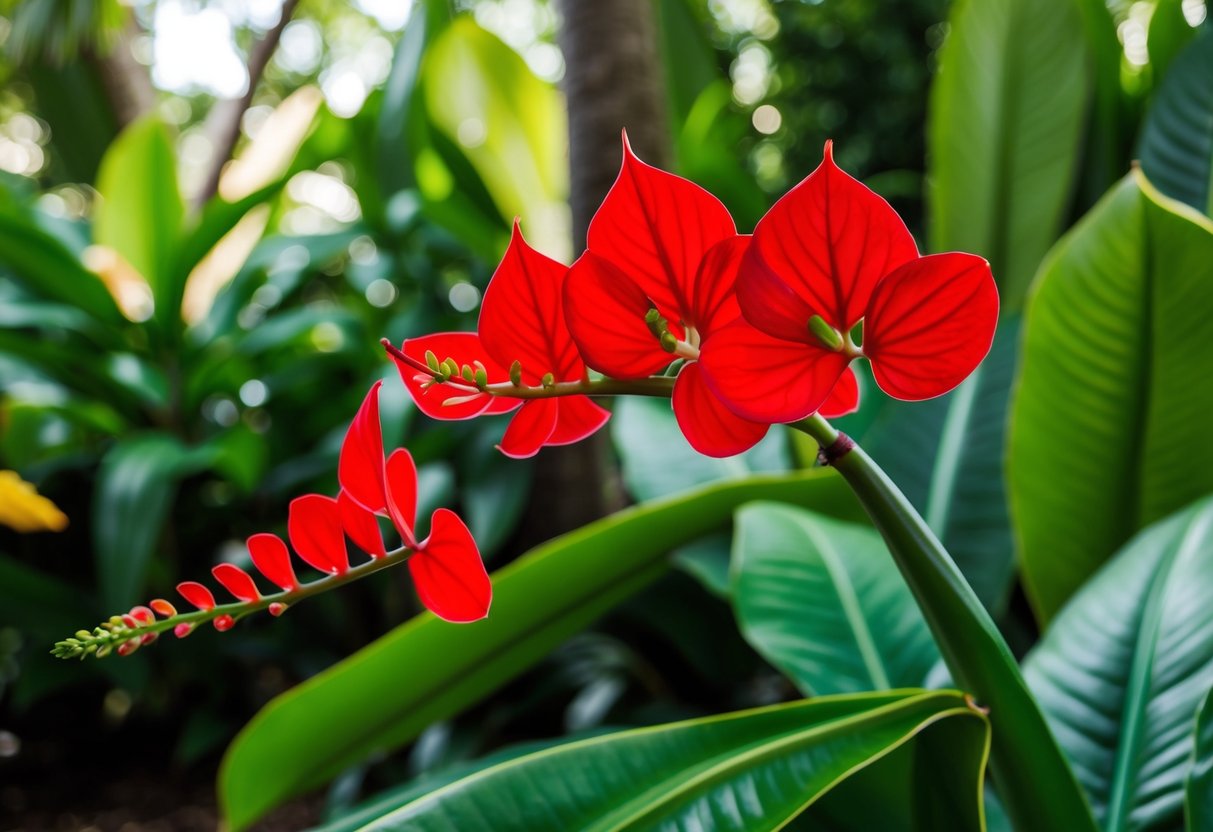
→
(791, 414, 1096, 832)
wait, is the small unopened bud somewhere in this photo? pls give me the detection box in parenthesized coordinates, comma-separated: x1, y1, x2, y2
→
(130, 606, 155, 625)
(509, 360, 522, 386)
(95, 644, 113, 658)
(150, 599, 177, 618)
(442, 358, 459, 378)
(140, 632, 159, 646)
(474, 368, 488, 388)
(174, 623, 195, 639)
(117, 640, 139, 657)
(659, 331, 679, 353)
(808, 315, 845, 351)
(460, 364, 474, 383)
(541, 372, 555, 388)
(425, 350, 440, 373)
(76, 630, 93, 640)
(213, 615, 236, 632)
(121, 614, 139, 629)
(108, 615, 125, 629)
(268, 602, 288, 617)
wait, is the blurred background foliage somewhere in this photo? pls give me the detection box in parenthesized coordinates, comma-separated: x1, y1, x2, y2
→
(0, 0, 1208, 827)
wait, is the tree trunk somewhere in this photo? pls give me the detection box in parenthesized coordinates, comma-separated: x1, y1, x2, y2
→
(512, 0, 672, 547)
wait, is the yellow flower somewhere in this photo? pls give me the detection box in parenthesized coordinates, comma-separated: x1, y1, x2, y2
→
(0, 470, 68, 533)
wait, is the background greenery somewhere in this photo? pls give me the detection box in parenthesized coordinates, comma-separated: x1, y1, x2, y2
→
(0, 0, 1211, 829)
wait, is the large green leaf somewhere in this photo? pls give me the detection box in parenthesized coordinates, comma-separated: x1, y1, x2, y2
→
(928, 0, 1091, 310)
(1145, 0, 1202, 90)
(731, 504, 939, 695)
(94, 116, 185, 328)
(93, 433, 215, 611)
(0, 203, 123, 325)
(611, 396, 789, 502)
(219, 470, 865, 830)
(1189, 685, 1213, 832)
(1139, 26, 1213, 217)
(357, 691, 989, 832)
(1009, 172, 1213, 621)
(421, 16, 567, 258)
(862, 319, 1020, 614)
(1024, 495, 1213, 832)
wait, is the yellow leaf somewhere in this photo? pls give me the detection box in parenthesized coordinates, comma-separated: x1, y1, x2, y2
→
(0, 470, 69, 533)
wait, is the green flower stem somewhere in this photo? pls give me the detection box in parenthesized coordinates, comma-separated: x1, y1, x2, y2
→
(790, 413, 1096, 832)
(481, 376, 675, 400)
(54, 546, 416, 659)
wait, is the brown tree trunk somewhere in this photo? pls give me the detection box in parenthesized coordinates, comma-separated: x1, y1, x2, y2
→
(512, 0, 672, 547)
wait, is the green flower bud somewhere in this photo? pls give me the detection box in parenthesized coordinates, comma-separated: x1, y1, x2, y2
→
(461, 364, 475, 383)
(425, 350, 440, 373)
(510, 360, 523, 386)
(474, 368, 488, 388)
(807, 315, 844, 351)
(541, 372, 555, 388)
(659, 331, 679, 353)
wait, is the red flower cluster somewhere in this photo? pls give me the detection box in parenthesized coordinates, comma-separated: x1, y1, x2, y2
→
(97, 383, 491, 656)
(394, 136, 996, 459)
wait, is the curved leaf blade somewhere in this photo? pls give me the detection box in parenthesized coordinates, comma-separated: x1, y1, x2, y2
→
(731, 503, 939, 695)
(1139, 26, 1213, 217)
(1188, 685, 1213, 832)
(928, 0, 1091, 310)
(1024, 495, 1213, 831)
(1010, 172, 1213, 621)
(219, 470, 866, 830)
(357, 691, 988, 832)
(863, 318, 1020, 613)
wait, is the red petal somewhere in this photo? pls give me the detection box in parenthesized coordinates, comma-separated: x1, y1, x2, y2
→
(247, 532, 299, 591)
(410, 508, 491, 623)
(498, 398, 559, 459)
(587, 132, 735, 322)
(548, 395, 611, 446)
(339, 490, 386, 559)
(385, 449, 418, 546)
(864, 253, 999, 400)
(149, 599, 177, 618)
(698, 321, 850, 424)
(564, 251, 674, 379)
(338, 382, 387, 513)
(819, 366, 860, 418)
(395, 332, 521, 421)
(738, 141, 918, 333)
(673, 362, 769, 457)
(211, 563, 260, 603)
(177, 581, 216, 611)
(287, 494, 349, 575)
(690, 235, 748, 336)
(479, 222, 584, 383)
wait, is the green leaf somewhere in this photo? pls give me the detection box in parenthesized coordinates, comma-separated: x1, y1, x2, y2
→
(0, 203, 123, 325)
(1139, 26, 1213, 217)
(93, 433, 215, 611)
(862, 319, 1020, 614)
(1189, 685, 1213, 832)
(731, 504, 939, 695)
(611, 396, 790, 502)
(928, 0, 1091, 310)
(1009, 172, 1213, 621)
(218, 470, 866, 829)
(94, 116, 185, 328)
(421, 16, 567, 258)
(1146, 0, 1201, 95)
(354, 691, 988, 832)
(1024, 495, 1213, 831)
(671, 532, 732, 599)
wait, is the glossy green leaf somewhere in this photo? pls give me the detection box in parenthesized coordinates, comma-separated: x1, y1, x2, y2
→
(928, 0, 1091, 310)
(357, 691, 988, 832)
(94, 116, 185, 327)
(1139, 26, 1213, 217)
(1010, 172, 1213, 621)
(862, 319, 1020, 614)
(1024, 495, 1213, 831)
(731, 503, 939, 695)
(93, 433, 216, 611)
(219, 470, 866, 830)
(0, 203, 123, 325)
(421, 16, 568, 258)
(1188, 685, 1213, 832)
(1146, 0, 1201, 88)
(611, 396, 789, 502)
(671, 532, 732, 599)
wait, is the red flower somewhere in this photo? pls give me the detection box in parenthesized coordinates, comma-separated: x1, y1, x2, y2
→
(339, 382, 491, 622)
(700, 142, 998, 423)
(564, 135, 857, 457)
(392, 224, 609, 459)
